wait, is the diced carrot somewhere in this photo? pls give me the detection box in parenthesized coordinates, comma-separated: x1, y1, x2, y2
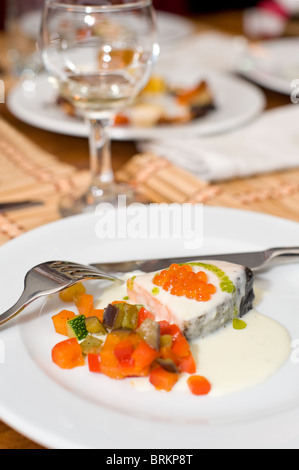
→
(52, 310, 76, 336)
(75, 294, 94, 316)
(100, 337, 121, 379)
(132, 340, 159, 372)
(159, 344, 178, 364)
(52, 338, 85, 369)
(178, 351, 197, 374)
(100, 330, 154, 379)
(137, 307, 155, 327)
(88, 354, 101, 373)
(114, 113, 130, 126)
(76, 28, 91, 41)
(176, 82, 206, 106)
(59, 283, 86, 302)
(187, 375, 211, 396)
(149, 366, 179, 392)
(100, 331, 135, 379)
(114, 339, 135, 365)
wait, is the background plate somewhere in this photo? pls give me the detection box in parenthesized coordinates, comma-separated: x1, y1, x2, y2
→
(7, 70, 265, 140)
(20, 9, 195, 48)
(239, 38, 299, 95)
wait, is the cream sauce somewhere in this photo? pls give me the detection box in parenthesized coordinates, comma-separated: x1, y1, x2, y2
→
(96, 277, 291, 397)
(181, 310, 291, 396)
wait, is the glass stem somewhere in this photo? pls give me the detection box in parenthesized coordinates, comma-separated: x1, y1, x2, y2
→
(87, 117, 114, 196)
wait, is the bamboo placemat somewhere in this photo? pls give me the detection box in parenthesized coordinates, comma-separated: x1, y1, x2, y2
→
(0, 117, 89, 246)
(116, 152, 299, 223)
(1, 118, 299, 249)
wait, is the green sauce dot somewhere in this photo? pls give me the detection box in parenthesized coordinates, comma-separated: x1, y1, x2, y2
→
(123, 296, 129, 301)
(152, 287, 160, 296)
(233, 319, 247, 330)
(127, 276, 136, 290)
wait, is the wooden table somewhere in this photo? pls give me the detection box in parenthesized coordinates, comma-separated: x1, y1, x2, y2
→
(0, 9, 295, 449)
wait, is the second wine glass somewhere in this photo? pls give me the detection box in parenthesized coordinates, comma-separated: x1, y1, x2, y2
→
(41, 0, 159, 216)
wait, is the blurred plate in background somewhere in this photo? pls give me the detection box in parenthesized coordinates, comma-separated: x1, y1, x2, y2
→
(239, 38, 299, 95)
(20, 9, 195, 49)
(7, 70, 265, 140)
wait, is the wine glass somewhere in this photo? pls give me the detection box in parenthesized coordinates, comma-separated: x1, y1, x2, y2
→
(40, 0, 159, 216)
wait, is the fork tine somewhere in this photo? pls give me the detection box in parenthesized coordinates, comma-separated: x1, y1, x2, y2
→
(48, 262, 123, 282)
(0, 260, 124, 327)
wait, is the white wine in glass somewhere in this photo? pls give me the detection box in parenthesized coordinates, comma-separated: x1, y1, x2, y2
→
(40, 0, 159, 216)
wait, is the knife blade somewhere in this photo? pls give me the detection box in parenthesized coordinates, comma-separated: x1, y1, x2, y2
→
(0, 201, 43, 213)
(91, 247, 299, 274)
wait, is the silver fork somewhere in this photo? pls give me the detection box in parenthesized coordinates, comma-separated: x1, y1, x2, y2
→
(0, 261, 124, 327)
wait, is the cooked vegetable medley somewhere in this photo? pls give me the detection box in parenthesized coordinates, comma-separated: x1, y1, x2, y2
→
(51, 283, 211, 395)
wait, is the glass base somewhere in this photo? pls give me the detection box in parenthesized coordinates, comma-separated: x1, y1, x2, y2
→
(59, 182, 144, 218)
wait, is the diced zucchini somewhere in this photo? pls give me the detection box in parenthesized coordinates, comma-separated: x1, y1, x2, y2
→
(67, 315, 88, 341)
(118, 303, 139, 330)
(159, 334, 173, 349)
(112, 308, 124, 330)
(104, 303, 139, 331)
(85, 316, 107, 335)
(136, 318, 160, 350)
(80, 335, 103, 355)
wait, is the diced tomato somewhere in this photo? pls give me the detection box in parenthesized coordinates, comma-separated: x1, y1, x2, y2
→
(149, 366, 179, 392)
(158, 322, 190, 358)
(75, 294, 94, 316)
(158, 322, 180, 337)
(187, 375, 211, 396)
(137, 307, 155, 327)
(52, 338, 85, 369)
(178, 351, 197, 374)
(172, 330, 190, 358)
(88, 354, 101, 373)
(165, 324, 181, 337)
(51, 310, 76, 336)
(158, 320, 171, 335)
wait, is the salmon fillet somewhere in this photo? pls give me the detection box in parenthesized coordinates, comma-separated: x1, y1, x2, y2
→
(127, 260, 255, 341)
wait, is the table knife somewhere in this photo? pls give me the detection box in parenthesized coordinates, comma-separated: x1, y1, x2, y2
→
(91, 247, 299, 274)
(0, 201, 43, 213)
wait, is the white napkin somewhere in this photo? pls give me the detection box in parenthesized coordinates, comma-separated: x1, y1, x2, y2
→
(139, 105, 299, 182)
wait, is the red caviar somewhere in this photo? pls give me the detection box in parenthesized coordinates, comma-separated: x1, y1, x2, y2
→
(153, 264, 216, 302)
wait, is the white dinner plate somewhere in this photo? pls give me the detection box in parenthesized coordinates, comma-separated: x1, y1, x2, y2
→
(1, 206, 299, 449)
(20, 9, 195, 49)
(239, 38, 299, 95)
(7, 70, 265, 140)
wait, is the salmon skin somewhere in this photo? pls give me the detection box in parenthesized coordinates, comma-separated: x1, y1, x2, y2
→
(127, 260, 255, 341)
